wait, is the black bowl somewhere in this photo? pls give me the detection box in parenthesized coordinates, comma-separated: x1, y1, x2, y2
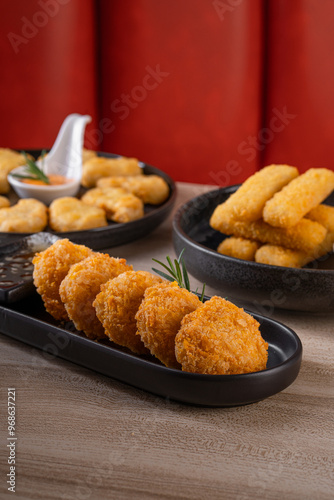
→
(0, 151, 177, 250)
(173, 186, 334, 313)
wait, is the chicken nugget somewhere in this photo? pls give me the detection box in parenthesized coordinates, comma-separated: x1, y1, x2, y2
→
(93, 270, 164, 353)
(210, 165, 299, 224)
(33, 238, 93, 320)
(175, 296, 268, 374)
(217, 237, 261, 261)
(0, 196, 10, 208)
(81, 187, 144, 223)
(0, 198, 48, 232)
(97, 175, 170, 205)
(49, 197, 108, 232)
(60, 253, 132, 339)
(263, 168, 334, 228)
(135, 281, 202, 368)
(81, 156, 143, 188)
(211, 216, 327, 253)
(0, 148, 27, 193)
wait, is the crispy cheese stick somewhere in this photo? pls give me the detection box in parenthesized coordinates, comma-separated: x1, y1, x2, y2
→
(263, 168, 334, 228)
(210, 216, 327, 253)
(217, 237, 261, 261)
(305, 204, 334, 233)
(255, 232, 334, 268)
(211, 164, 299, 223)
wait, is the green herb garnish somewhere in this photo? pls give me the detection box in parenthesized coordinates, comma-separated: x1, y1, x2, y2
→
(152, 249, 206, 302)
(11, 151, 50, 184)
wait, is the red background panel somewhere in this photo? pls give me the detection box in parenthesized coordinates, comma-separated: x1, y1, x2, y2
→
(262, 0, 334, 172)
(97, 0, 263, 185)
(0, 0, 98, 150)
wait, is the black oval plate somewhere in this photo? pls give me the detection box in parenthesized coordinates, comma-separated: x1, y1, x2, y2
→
(0, 291, 302, 407)
(173, 186, 334, 313)
(0, 151, 177, 250)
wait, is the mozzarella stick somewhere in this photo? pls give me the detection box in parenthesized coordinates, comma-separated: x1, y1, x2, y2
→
(255, 232, 334, 268)
(217, 237, 261, 261)
(263, 168, 334, 228)
(305, 204, 334, 233)
(96, 174, 170, 205)
(211, 164, 299, 223)
(210, 216, 327, 253)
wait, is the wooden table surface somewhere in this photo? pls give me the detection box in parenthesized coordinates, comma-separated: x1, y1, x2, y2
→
(1, 182, 333, 500)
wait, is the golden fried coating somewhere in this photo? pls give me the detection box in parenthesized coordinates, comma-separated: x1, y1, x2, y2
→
(93, 270, 164, 353)
(135, 281, 202, 368)
(0, 198, 48, 233)
(81, 156, 143, 188)
(81, 187, 144, 223)
(0, 148, 27, 194)
(305, 204, 334, 233)
(175, 296, 268, 375)
(210, 165, 299, 224)
(0, 195, 10, 208)
(60, 254, 132, 340)
(49, 197, 108, 232)
(263, 168, 334, 228)
(32, 238, 93, 321)
(217, 237, 261, 261)
(96, 175, 170, 205)
(210, 215, 327, 253)
(255, 231, 334, 268)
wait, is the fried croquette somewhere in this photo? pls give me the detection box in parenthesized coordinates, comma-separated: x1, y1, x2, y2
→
(217, 237, 261, 261)
(0, 195, 10, 208)
(81, 187, 144, 223)
(93, 270, 164, 354)
(49, 197, 108, 232)
(210, 165, 299, 223)
(32, 238, 93, 321)
(0, 148, 27, 193)
(0, 198, 48, 232)
(175, 296, 268, 375)
(96, 175, 170, 205)
(81, 156, 143, 188)
(59, 254, 132, 340)
(135, 281, 202, 368)
(263, 168, 334, 228)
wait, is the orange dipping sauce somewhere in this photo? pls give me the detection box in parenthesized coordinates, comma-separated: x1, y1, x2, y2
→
(21, 175, 74, 186)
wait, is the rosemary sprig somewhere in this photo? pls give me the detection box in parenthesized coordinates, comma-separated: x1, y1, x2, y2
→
(11, 151, 50, 184)
(152, 249, 206, 302)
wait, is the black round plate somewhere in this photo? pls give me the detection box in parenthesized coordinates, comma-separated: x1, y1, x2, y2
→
(173, 186, 334, 313)
(1, 151, 177, 250)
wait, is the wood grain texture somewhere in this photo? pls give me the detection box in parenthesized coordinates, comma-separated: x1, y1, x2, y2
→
(0, 182, 333, 500)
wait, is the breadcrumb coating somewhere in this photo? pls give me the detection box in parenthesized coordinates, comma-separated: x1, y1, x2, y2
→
(60, 253, 132, 339)
(135, 281, 202, 368)
(93, 270, 164, 354)
(217, 237, 261, 261)
(32, 239, 93, 321)
(175, 296, 268, 375)
(263, 168, 334, 228)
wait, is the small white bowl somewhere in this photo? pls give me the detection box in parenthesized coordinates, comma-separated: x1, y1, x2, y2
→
(8, 165, 81, 205)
